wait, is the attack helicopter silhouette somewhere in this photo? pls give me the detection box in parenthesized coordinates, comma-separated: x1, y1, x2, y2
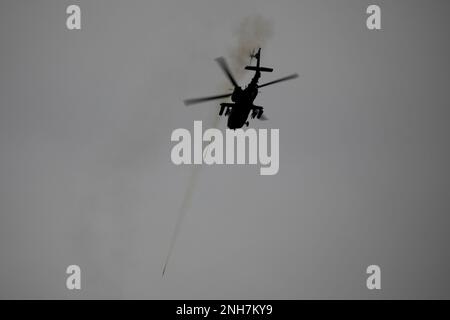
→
(183, 48, 298, 129)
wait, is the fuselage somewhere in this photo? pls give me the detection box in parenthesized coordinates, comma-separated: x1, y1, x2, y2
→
(226, 71, 261, 130)
(227, 103, 252, 129)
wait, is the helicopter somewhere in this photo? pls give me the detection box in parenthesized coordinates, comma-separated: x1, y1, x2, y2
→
(183, 48, 299, 129)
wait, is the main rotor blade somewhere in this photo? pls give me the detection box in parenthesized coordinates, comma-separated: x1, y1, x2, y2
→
(215, 57, 239, 88)
(257, 73, 299, 89)
(184, 93, 232, 106)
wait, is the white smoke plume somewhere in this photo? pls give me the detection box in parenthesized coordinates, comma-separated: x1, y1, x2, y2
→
(229, 15, 274, 80)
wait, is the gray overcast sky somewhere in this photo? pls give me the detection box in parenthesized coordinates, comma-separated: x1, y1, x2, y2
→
(0, 0, 449, 298)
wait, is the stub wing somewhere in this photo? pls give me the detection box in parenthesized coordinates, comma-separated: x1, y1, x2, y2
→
(219, 103, 234, 116)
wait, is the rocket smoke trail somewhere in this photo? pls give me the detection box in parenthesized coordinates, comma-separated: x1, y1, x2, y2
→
(162, 15, 273, 276)
(162, 166, 201, 276)
(162, 115, 219, 277)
